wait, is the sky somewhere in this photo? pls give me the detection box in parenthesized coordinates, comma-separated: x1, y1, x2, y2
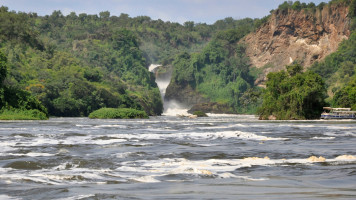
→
(0, 0, 326, 24)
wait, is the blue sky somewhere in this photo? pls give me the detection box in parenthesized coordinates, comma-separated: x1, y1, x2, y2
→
(0, 0, 326, 24)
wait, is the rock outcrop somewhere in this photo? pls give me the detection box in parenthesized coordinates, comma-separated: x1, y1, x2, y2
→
(243, 4, 351, 85)
(165, 82, 209, 107)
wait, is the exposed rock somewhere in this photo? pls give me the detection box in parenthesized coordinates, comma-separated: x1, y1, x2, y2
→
(307, 156, 326, 162)
(165, 82, 209, 108)
(268, 115, 277, 120)
(153, 65, 173, 81)
(243, 4, 350, 85)
(188, 115, 198, 119)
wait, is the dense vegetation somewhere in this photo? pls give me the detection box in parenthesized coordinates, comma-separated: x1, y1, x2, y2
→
(168, 18, 262, 113)
(276, 0, 351, 12)
(88, 108, 148, 119)
(310, 0, 356, 109)
(0, 50, 48, 119)
(192, 111, 208, 117)
(0, 6, 162, 116)
(257, 0, 356, 120)
(0, 6, 265, 117)
(258, 64, 326, 120)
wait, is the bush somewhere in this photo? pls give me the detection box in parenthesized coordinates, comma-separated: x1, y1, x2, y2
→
(0, 109, 48, 120)
(258, 64, 326, 120)
(193, 111, 208, 117)
(88, 108, 148, 119)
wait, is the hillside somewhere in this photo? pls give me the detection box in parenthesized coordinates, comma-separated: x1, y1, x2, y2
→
(0, 6, 257, 116)
(243, 1, 351, 85)
(165, 0, 355, 114)
(165, 19, 260, 114)
(0, 7, 162, 116)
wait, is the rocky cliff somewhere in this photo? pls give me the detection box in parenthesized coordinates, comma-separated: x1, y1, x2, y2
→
(165, 81, 209, 107)
(243, 3, 351, 85)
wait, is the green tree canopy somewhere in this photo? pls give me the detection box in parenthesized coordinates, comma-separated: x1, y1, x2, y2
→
(332, 75, 356, 110)
(0, 51, 7, 88)
(258, 64, 326, 120)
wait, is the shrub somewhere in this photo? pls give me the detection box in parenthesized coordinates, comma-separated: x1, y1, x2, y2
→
(88, 108, 148, 119)
(193, 111, 208, 117)
(0, 109, 48, 120)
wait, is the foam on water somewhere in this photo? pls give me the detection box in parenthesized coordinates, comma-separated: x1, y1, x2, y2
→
(324, 132, 356, 137)
(174, 130, 288, 141)
(115, 155, 356, 182)
(107, 130, 287, 141)
(148, 64, 160, 72)
(2, 152, 55, 157)
(93, 124, 127, 128)
(163, 103, 189, 116)
(57, 194, 96, 200)
(0, 195, 21, 200)
(1, 116, 356, 199)
(1, 155, 355, 185)
(133, 175, 160, 183)
(312, 136, 335, 140)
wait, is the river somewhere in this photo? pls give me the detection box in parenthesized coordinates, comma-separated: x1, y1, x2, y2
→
(0, 115, 355, 199)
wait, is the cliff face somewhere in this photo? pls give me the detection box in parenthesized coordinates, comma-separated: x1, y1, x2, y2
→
(165, 81, 209, 107)
(243, 4, 350, 84)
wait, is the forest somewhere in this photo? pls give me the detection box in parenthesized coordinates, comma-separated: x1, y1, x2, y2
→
(0, 0, 355, 119)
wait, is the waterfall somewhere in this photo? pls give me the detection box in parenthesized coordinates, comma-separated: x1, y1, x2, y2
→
(149, 64, 188, 116)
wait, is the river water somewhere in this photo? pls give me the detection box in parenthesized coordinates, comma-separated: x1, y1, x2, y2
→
(0, 115, 356, 200)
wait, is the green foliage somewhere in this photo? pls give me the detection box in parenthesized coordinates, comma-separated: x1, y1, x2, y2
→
(310, 31, 356, 103)
(258, 64, 326, 120)
(239, 88, 263, 114)
(193, 110, 208, 117)
(254, 15, 270, 30)
(332, 75, 356, 110)
(0, 108, 48, 120)
(0, 6, 267, 117)
(0, 8, 164, 116)
(0, 51, 7, 87)
(278, 1, 293, 11)
(307, 0, 356, 106)
(168, 18, 257, 113)
(0, 6, 43, 49)
(3, 86, 48, 115)
(0, 50, 48, 119)
(350, 0, 356, 18)
(169, 21, 256, 113)
(88, 108, 148, 119)
(276, 0, 336, 12)
(350, 0, 356, 31)
(286, 63, 303, 76)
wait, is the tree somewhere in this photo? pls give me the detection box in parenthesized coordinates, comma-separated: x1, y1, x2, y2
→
(332, 75, 356, 110)
(0, 51, 8, 108)
(0, 51, 7, 88)
(99, 11, 110, 20)
(258, 64, 326, 120)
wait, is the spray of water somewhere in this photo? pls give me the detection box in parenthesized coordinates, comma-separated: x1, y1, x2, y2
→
(149, 64, 189, 116)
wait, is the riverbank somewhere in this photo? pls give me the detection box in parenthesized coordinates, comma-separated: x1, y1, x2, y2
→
(0, 109, 48, 120)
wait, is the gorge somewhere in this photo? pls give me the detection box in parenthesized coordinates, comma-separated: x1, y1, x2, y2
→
(149, 64, 189, 116)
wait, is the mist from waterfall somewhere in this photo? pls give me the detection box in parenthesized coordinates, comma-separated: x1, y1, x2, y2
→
(149, 64, 189, 116)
